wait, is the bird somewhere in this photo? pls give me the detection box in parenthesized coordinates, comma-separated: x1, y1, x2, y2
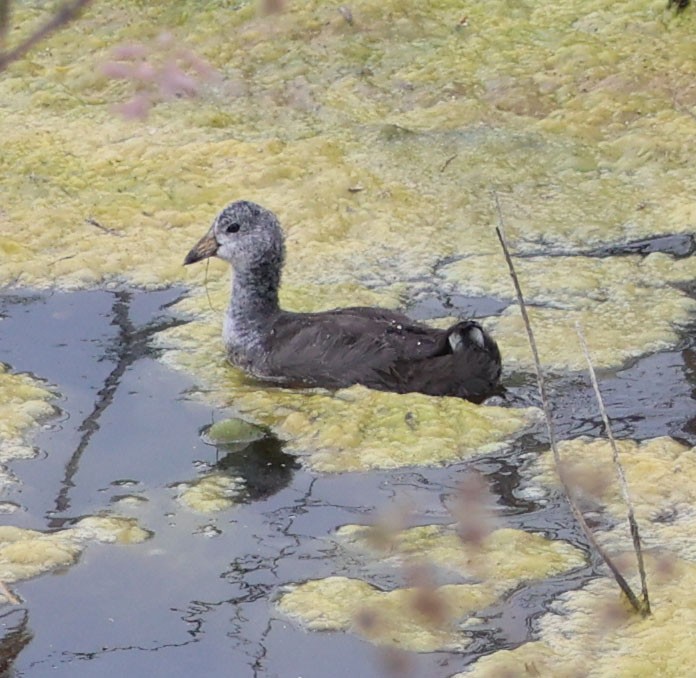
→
(184, 200, 502, 403)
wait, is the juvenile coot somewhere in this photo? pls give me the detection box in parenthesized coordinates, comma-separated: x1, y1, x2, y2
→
(184, 200, 502, 402)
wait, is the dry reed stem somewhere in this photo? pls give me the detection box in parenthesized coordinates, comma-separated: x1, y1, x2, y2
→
(576, 322, 650, 614)
(492, 191, 647, 616)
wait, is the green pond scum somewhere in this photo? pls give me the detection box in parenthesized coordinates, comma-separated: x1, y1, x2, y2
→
(1, 0, 695, 674)
(528, 437, 696, 560)
(0, 366, 55, 484)
(0, 517, 151, 599)
(278, 525, 584, 652)
(176, 471, 246, 513)
(459, 555, 696, 678)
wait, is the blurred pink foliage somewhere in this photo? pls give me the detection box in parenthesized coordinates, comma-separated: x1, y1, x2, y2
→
(102, 32, 219, 120)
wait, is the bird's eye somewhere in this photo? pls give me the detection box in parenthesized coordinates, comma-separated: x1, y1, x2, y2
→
(224, 222, 241, 234)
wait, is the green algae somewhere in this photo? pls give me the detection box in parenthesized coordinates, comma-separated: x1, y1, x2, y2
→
(0, 0, 693, 371)
(277, 524, 584, 652)
(176, 471, 245, 513)
(0, 526, 80, 586)
(278, 576, 496, 652)
(71, 515, 153, 544)
(337, 524, 585, 589)
(0, 516, 150, 595)
(442, 253, 696, 370)
(1, 1, 695, 665)
(0, 366, 55, 479)
(460, 556, 696, 678)
(528, 437, 696, 560)
(453, 436, 696, 676)
(203, 417, 266, 445)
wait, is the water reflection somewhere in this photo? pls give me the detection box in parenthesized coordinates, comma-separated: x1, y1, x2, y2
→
(206, 428, 299, 502)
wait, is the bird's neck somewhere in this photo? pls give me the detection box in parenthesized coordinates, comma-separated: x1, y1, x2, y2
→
(225, 259, 281, 349)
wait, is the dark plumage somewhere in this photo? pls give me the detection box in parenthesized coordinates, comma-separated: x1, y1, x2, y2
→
(184, 201, 502, 403)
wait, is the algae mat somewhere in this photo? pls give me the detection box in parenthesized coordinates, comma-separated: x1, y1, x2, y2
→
(1, 0, 695, 676)
(278, 526, 585, 653)
(457, 436, 696, 677)
(1, 0, 694, 373)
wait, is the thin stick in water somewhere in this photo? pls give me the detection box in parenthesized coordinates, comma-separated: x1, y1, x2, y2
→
(576, 322, 650, 614)
(492, 190, 647, 616)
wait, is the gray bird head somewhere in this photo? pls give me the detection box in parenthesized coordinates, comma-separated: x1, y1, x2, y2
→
(184, 201, 285, 270)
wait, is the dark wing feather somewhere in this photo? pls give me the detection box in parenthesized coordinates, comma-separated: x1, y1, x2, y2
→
(263, 308, 445, 388)
(373, 321, 502, 401)
(261, 308, 501, 401)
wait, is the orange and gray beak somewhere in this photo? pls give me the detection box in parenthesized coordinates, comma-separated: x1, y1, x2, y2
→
(184, 228, 219, 265)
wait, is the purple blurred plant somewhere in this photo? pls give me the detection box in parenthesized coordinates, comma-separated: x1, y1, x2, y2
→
(102, 32, 219, 120)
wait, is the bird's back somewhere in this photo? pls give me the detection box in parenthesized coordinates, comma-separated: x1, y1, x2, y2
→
(255, 306, 501, 401)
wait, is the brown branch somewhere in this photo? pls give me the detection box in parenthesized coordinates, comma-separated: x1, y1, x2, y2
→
(0, 0, 92, 73)
(492, 190, 648, 616)
(576, 322, 650, 614)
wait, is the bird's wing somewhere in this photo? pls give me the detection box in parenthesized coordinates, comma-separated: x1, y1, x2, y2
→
(263, 309, 447, 389)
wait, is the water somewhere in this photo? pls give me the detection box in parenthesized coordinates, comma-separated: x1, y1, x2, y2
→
(0, 287, 694, 677)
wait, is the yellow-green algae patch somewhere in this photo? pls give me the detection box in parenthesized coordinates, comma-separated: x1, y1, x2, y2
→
(441, 252, 696, 371)
(337, 524, 585, 590)
(1, 0, 694, 379)
(0, 366, 55, 470)
(528, 437, 696, 559)
(71, 516, 152, 544)
(460, 556, 696, 678)
(176, 472, 245, 513)
(0, 526, 80, 585)
(278, 576, 496, 652)
(0, 516, 150, 598)
(277, 525, 583, 651)
(457, 437, 696, 677)
(157, 300, 538, 472)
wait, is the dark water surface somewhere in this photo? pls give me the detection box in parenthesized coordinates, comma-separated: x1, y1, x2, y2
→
(0, 288, 694, 677)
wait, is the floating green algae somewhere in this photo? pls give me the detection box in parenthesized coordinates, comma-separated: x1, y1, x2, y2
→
(454, 436, 696, 676)
(527, 437, 696, 559)
(0, 366, 55, 480)
(203, 417, 267, 445)
(1, 0, 694, 373)
(337, 524, 585, 589)
(277, 524, 584, 652)
(442, 253, 696, 370)
(0, 0, 694, 670)
(71, 515, 153, 544)
(278, 576, 495, 652)
(0, 516, 150, 599)
(176, 471, 245, 513)
(460, 556, 696, 678)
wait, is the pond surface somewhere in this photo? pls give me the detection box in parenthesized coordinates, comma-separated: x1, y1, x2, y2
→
(1, 0, 695, 674)
(0, 286, 694, 677)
